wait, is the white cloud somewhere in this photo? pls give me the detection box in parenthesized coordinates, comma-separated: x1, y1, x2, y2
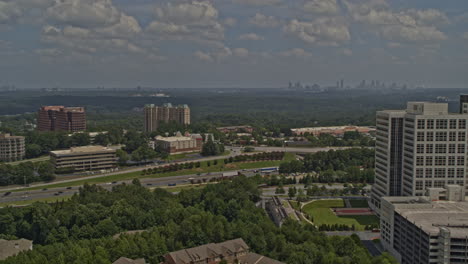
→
(147, 1, 224, 43)
(233, 47, 249, 57)
(96, 14, 141, 38)
(239, 33, 264, 41)
(154, 1, 218, 25)
(284, 18, 350, 46)
(346, 1, 448, 44)
(249, 13, 280, 28)
(233, 0, 281, 6)
(194, 50, 213, 62)
(223, 17, 237, 27)
(279, 48, 312, 58)
(464, 32, 468, 40)
(46, 0, 121, 28)
(381, 25, 446, 42)
(303, 0, 339, 15)
(0, 1, 21, 24)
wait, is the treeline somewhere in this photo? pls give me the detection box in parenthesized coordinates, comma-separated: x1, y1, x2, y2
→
(279, 148, 375, 183)
(0, 177, 396, 264)
(0, 161, 55, 186)
(225, 151, 285, 163)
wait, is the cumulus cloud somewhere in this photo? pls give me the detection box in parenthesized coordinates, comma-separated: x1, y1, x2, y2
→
(346, 0, 448, 43)
(233, 0, 281, 6)
(223, 17, 237, 27)
(284, 18, 350, 46)
(303, 0, 339, 15)
(147, 1, 224, 43)
(239, 33, 264, 40)
(154, 1, 218, 26)
(279, 48, 312, 58)
(249, 13, 281, 28)
(233, 47, 249, 57)
(46, 0, 121, 28)
(0, 1, 21, 24)
(194, 50, 213, 62)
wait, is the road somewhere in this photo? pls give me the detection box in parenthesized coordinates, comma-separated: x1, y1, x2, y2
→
(1, 168, 270, 205)
(0, 146, 350, 203)
(246, 146, 356, 153)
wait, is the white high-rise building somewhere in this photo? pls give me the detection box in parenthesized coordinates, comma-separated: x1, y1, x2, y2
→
(371, 101, 468, 213)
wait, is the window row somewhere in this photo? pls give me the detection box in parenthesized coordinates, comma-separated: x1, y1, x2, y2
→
(416, 180, 464, 190)
(416, 156, 465, 166)
(415, 168, 465, 178)
(417, 132, 466, 142)
(417, 119, 466, 130)
(416, 144, 465, 154)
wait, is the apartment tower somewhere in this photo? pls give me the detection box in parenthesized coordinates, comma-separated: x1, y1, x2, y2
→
(37, 106, 86, 132)
(0, 133, 25, 162)
(144, 103, 190, 133)
(371, 100, 468, 213)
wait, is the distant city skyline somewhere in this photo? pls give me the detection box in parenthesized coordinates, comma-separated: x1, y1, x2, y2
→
(0, 0, 467, 88)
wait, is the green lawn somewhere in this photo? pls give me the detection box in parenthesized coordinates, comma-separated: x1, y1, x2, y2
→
(348, 199, 369, 208)
(303, 199, 379, 231)
(0, 195, 72, 207)
(17, 153, 295, 192)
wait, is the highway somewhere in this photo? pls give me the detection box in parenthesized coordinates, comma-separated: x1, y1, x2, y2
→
(0, 146, 351, 205)
(0, 168, 267, 205)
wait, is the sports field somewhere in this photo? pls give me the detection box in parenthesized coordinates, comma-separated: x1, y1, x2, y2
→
(303, 199, 379, 231)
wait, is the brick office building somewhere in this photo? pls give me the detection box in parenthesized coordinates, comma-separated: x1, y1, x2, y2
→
(37, 106, 86, 132)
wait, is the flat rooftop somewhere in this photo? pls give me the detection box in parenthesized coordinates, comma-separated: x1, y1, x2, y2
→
(50, 145, 115, 156)
(155, 136, 194, 142)
(291, 126, 374, 131)
(395, 201, 468, 237)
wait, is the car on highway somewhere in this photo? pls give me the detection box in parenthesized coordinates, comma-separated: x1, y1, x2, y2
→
(146, 183, 152, 186)
(112, 181, 117, 184)
(58, 191, 63, 194)
(54, 193, 59, 196)
(168, 183, 176, 187)
(42, 188, 48, 191)
(3, 192, 11, 196)
(66, 187, 72, 190)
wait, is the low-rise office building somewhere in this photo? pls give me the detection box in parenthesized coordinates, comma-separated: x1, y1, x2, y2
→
(0, 133, 25, 162)
(291, 126, 375, 136)
(380, 185, 468, 264)
(50, 146, 117, 172)
(217, 125, 254, 133)
(155, 133, 202, 154)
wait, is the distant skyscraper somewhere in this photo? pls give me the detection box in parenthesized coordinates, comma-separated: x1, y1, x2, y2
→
(37, 106, 86, 132)
(371, 100, 468, 213)
(340, 79, 344, 89)
(144, 103, 190, 133)
(460, 94, 468, 114)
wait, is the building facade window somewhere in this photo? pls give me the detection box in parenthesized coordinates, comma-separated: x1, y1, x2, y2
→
(450, 119, 457, 129)
(436, 119, 447, 129)
(417, 120, 425, 129)
(426, 144, 433, 154)
(417, 144, 424, 153)
(427, 120, 434, 129)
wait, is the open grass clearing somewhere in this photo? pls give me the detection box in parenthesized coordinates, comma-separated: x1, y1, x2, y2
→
(0, 195, 72, 207)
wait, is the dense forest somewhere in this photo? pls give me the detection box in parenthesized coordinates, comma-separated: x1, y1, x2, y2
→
(0, 176, 396, 264)
(0, 88, 462, 132)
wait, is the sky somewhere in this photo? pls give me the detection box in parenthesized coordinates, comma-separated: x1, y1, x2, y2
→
(0, 0, 468, 88)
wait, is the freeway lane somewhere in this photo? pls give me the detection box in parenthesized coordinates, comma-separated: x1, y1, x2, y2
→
(0, 146, 351, 202)
(0, 169, 271, 205)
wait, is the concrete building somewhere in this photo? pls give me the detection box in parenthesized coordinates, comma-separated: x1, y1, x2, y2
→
(460, 94, 468, 114)
(291, 126, 375, 136)
(50, 145, 117, 172)
(217, 126, 254, 134)
(163, 238, 284, 264)
(0, 239, 33, 260)
(380, 186, 468, 264)
(155, 133, 202, 154)
(371, 101, 468, 212)
(144, 103, 190, 133)
(0, 133, 25, 162)
(37, 106, 86, 132)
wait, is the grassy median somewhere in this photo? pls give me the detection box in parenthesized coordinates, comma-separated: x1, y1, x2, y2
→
(16, 153, 295, 192)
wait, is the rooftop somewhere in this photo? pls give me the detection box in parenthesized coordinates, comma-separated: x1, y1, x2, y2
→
(112, 257, 146, 264)
(291, 126, 374, 132)
(0, 133, 24, 139)
(387, 197, 468, 237)
(50, 145, 116, 155)
(0, 239, 33, 260)
(155, 136, 194, 142)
